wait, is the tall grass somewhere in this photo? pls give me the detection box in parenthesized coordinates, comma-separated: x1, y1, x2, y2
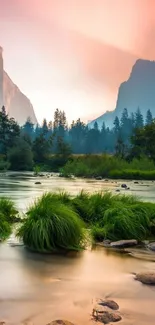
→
(0, 198, 18, 223)
(60, 155, 155, 179)
(17, 193, 86, 252)
(16, 191, 155, 246)
(0, 213, 12, 240)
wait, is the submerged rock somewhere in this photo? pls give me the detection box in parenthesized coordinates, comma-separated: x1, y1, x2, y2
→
(110, 239, 138, 248)
(98, 299, 119, 310)
(121, 183, 127, 188)
(135, 272, 155, 285)
(147, 242, 155, 251)
(103, 240, 111, 247)
(95, 176, 102, 180)
(47, 321, 74, 325)
(93, 305, 121, 324)
(35, 182, 41, 185)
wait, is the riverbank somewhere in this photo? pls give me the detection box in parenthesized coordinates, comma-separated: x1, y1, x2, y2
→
(60, 155, 155, 180)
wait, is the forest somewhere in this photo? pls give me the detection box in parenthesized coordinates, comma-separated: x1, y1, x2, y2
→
(0, 105, 155, 175)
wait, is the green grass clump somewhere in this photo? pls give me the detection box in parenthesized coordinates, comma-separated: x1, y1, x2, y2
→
(0, 198, 18, 223)
(91, 225, 106, 241)
(17, 193, 86, 253)
(103, 205, 150, 241)
(0, 213, 11, 240)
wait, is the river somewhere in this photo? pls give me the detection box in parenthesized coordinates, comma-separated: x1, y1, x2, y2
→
(0, 172, 155, 325)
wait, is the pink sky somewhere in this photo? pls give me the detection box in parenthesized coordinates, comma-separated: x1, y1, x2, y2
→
(0, 0, 155, 123)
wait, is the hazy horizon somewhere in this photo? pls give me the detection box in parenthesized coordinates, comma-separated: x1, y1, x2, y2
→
(0, 0, 155, 123)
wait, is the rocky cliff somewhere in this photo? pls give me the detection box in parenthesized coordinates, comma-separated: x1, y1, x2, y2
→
(89, 59, 155, 128)
(0, 47, 37, 125)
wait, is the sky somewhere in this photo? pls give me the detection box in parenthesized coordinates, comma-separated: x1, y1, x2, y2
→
(0, 0, 155, 123)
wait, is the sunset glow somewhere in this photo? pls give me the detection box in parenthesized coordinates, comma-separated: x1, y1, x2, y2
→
(0, 0, 155, 123)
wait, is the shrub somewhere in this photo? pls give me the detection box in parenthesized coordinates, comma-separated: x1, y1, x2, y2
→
(0, 159, 10, 171)
(8, 139, 33, 171)
(17, 193, 86, 252)
(61, 154, 155, 179)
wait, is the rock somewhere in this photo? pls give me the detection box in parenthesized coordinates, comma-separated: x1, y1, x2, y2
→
(47, 321, 74, 325)
(115, 189, 120, 192)
(134, 181, 139, 184)
(147, 242, 155, 251)
(135, 272, 155, 285)
(121, 183, 127, 188)
(110, 239, 138, 248)
(35, 182, 41, 185)
(103, 240, 111, 247)
(93, 305, 121, 324)
(95, 176, 102, 180)
(98, 299, 119, 310)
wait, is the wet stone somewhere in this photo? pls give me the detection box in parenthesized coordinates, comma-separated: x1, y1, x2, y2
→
(147, 242, 155, 251)
(121, 183, 127, 188)
(98, 299, 119, 310)
(135, 272, 155, 285)
(93, 305, 121, 324)
(110, 239, 138, 248)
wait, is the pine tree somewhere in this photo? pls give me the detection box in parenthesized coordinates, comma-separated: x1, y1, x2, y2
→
(113, 116, 120, 133)
(146, 109, 153, 125)
(135, 107, 144, 128)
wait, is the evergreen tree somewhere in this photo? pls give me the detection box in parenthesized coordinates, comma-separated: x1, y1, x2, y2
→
(42, 118, 48, 137)
(120, 108, 128, 127)
(22, 117, 34, 139)
(113, 116, 120, 133)
(0, 106, 20, 155)
(135, 107, 144, 128)
(146, 109, 153, 125)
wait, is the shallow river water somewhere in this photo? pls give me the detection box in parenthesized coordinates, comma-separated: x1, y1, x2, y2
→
(0, 172, 155, 325)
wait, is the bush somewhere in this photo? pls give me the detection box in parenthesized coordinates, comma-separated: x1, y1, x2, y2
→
(8, 139, 33, 171)
(61, 154, 155, 179)
(0, 159, 10, 171)
(110, 169, 155, 180)
(17, 193, 86, 252)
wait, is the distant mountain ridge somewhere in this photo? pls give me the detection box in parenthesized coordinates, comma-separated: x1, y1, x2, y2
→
(88, 59, 155, 128)
(0, 46, 37, 124)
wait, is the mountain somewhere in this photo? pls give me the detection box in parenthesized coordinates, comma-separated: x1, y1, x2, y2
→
(88, 59, 155, 128)
(0, 46, 37, 124)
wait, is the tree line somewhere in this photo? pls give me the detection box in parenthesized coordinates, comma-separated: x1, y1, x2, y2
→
(0, 105, 154, 170)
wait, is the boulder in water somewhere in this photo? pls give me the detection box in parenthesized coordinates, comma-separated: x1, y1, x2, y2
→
(121, 183, 127, 188)
(95, 176, 102, 180)
(110, 239, 138, 248)
(98, 299, 119, 310)
(147, 242, 155, 251)
(93, 305, 121, 323)
(35, 182, 41, 185)
(135, 272, 155, 285)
